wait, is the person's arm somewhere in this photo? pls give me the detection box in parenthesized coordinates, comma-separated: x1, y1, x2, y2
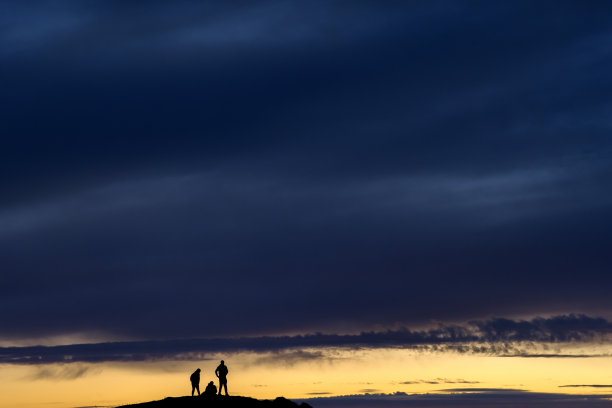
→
(215, 367, 219, 377)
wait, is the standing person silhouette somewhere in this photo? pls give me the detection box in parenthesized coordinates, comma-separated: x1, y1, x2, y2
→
(215, 360, 229, 396)
(190, 368, 201, 396)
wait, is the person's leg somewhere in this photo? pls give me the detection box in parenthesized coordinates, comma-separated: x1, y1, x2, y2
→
(223, 381, 229, 396)
(197, 384, 200, 396)
(218, 380, 222, 395)
(192, 384, 195, 396)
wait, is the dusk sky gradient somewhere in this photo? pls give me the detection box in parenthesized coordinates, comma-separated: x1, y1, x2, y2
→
(2, 1, 612, 407)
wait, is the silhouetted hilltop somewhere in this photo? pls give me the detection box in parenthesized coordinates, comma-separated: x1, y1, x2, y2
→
(117, 395, 312, 408)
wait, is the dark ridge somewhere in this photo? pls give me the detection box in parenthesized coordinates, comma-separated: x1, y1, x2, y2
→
(117, 395, 312, 408)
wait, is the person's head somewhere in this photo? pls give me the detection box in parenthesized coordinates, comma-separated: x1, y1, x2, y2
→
(220, 360, 225, 365)
(209, 381, 214, 385)
(196, 368, 201, 372)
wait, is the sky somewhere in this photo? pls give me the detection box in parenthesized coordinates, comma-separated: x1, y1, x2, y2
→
(1, 1, 612, 407)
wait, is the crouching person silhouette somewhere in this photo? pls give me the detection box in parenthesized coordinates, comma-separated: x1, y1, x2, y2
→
(190, 368, 201, 396)
(204, 381, 217, 397)
(215, 360, 229, 396)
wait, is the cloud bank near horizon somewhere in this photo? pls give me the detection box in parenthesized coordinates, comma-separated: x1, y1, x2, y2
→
(2, 315, 612, 365)
(300, 390, 612, 408)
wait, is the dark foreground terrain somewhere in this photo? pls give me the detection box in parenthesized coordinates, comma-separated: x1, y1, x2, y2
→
(117, 395, 312, 408)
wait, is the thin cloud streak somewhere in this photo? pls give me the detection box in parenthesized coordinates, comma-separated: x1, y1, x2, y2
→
(399, 379, 480, 385)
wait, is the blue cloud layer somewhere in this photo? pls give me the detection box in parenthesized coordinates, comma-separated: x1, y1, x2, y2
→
(1, 1, 612, 341)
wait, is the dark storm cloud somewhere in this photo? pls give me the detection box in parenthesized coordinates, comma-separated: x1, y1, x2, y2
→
(1, 315, 610, 364)
(474, 315, 612, 342)
(2, 1, 612, 342)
